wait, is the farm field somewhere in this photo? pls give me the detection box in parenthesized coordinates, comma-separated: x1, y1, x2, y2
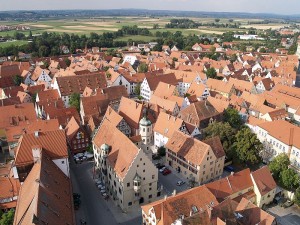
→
(0, 40, 28, 47)
(0, 17, 287, 39)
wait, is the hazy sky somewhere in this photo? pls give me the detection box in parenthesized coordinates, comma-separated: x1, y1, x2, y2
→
(1, 0, 300, 15)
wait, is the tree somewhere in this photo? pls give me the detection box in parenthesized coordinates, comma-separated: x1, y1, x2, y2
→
(13, 75, 23, 86)
(269, 153, 290, 180)
(0, 208, 15, 225)
(233, 127, 263, 164)
(153, 24, 159, 29)
(259, 47, 266, 53)
(157, 146, 166, 157)
(280, 168, 299, 190)
(138, 63, 148, 73)
(105, 71, 111, 79)
(69, 93, 80, 112)
(28, 30, 33, 39)
(39, 45, 50, 57)
(223, 108, 243, 129)
(204, 122, 236, 157)
(229, 54, 237, 63)
(134, 83, 141, 96)
(215, 18, 220, 23)
(210, 46, 216, 52)
(205, 67, 217, 79)
(294, 187, 300, 206)
(64, 58, 71, 67)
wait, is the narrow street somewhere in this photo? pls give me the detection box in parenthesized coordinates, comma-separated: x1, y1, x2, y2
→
(70, 160, 142, 225)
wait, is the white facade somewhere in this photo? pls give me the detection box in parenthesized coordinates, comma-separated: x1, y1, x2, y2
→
(111, 75, 139, 95)
(53, 158, 70, 177)
(140, 79, 152, 101)
(33, 70, 52, 88)
(123, 55, 138, 66)
(23, 72, 34, 86)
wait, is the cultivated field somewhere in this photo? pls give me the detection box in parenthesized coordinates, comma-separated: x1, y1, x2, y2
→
(0, 16, 288, 47)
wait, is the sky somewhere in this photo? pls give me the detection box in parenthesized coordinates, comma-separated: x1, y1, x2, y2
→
(1, 0, 300, 15)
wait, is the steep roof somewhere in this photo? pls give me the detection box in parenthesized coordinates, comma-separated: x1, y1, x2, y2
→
(166, 131, 211, 166)
(153, 112, 184, 138)
(146, 73, 178, 91)
(0, 177, 20, 209)
(0, 103, 36, 129)
(207, 78, 234, 95)
(13, 152, 75, 225)
(65, 116, 80, 141)
(203, 136, 225, 159)
(15, 130, 68, 167)
(93, 119, 139, 179)
(251, 166, 276, 196)
(141, 185, 218, 225)
(205, 169, 253, 201)
(56, 72, 107, 96)
(178, 101, 220, 127)
(153, 82, 177, 98)
(258, 120, 300, 148)
(103, 106, 123, 127)
(207, 96, 229, 113)
(37, 89, 60, 102)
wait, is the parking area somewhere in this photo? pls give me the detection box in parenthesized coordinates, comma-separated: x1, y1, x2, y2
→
(267, 204, 300, 225)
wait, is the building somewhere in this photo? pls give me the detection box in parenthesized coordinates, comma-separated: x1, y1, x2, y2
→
(13, 151, 75, 225)
(254, 120, 300, 170)
(65, 117, 89, 154)
(14, 130, 69, 181)
(166, 131, 225, 184)
(53, 72, 107, 107)
(30, 67, 52, 88)
(140, 73, 178, 101)
(93, 119, 159, 211)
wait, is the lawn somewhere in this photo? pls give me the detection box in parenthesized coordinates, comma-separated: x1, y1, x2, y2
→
(115, 35, 156, 42)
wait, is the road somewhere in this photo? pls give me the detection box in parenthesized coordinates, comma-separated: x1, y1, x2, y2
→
(267, 205, 300, 225)
(71, 160, 141, 225)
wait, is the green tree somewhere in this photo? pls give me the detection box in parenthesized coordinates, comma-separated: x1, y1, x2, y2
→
(69, 93, 80, 112)
(260, 47, 266, 53)
(294, 187, 300, 206)
(205, 67, 217, 79)
(13, 75, 23, 86)
(215, 18, 220, 23)
(64, 58, 71, 67)
(269, 153, 290, 180)
(28, 30, 33, 39)
(229, 54, 237, 63)
(210, 46, 216, 52)
(153, 24, 159, 29)
(280, 168, 299, 190)
(39, 45, 50, 57)
(138, 63, 148, 73)
(0, 208, 15, 225)
(204, 122, 236, 158)
(158, 146, 166, 157)
(134, 83, 141, 95)
(223, 108, 243, 129)
(105, 71, 111, 79)
(233, 127, 263, 164)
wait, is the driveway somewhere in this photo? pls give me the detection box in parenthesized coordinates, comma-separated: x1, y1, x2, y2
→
(70, 160, 142, 225)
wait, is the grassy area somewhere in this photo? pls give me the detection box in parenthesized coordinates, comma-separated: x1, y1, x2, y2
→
(115, 35, 155, 42)
(0, 40, 28, 47)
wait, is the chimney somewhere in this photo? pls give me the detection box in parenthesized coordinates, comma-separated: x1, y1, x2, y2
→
(164, 195, 168, 200)
(231, 171, 234, 176)
(172, 189, 177, 196)
(168, 84, 170, 89)
(34, 131, 39, 137)
(32, 146, 42, 163)
(289, 128, 294, 146)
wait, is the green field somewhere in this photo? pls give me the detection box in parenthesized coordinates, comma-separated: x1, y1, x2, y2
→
(0, 17, 288, 41)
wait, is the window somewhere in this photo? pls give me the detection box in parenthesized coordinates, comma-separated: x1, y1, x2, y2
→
(149, 183, 152, 186)
(149, 188, 152, 191)
(128, 202, 132, 206)
(149, 194, 152, 199)
(140, 158, 142, 161)
(152, 175, 155, 179)
(61, 160, 65, 164)
(143, 128, 145, 132)
(127, 182, 130, 187)
(143, 170, 145, 172)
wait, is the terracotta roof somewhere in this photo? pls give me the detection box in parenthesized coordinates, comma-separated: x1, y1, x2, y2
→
(56, 72, 107, 96)
(207, 78, 234, 95)
(118, 97, 143, 129)
(26, 84, 45, 95)
(15, 130, 68, 167)
(0, 103, 36, 129)
(153, 82, 177, 98)
(0, 64, 21, 77)
(31, 67, 50, 81)
(187, 82, 207, 98)
(265, 108, 288, 121)
(93, 119, 139, 179)
(37, 89, 60, 102)
(145, 73, 178, 91)
(207, 96, 229, 113)
(0, 177, 20, 209)
(203, 136, 225, 159)
(235, 198, 275, 225)
(205, 169, 253, 202)
(141, 185, 218, 225)
(251, 166, 276, 196)
(5, 119, 60, 143)
(258, 120, 300, 148)
(178, 101, 221, 127)
(100, 85, 128, 101)
(103, 106, 123, 127)
(65, 116, 81, 141)
(149, 95, 178, 114)
(0, 97, 21, 107)
(13, 152, 75, 225)
(3, 86, 24, 98)
(166, 131, 210, 166)
(153, 112, 184, 138)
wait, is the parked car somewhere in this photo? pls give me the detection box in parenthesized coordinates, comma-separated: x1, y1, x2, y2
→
(224, 165, 235, 172)
(156, 164, 165, 169)
(283, 200, 294, 208)
(159, 167, 166, 173)
(176, 181, 185, 186)
(163, 169, 171, 175)
(73, 193, 81, 199)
